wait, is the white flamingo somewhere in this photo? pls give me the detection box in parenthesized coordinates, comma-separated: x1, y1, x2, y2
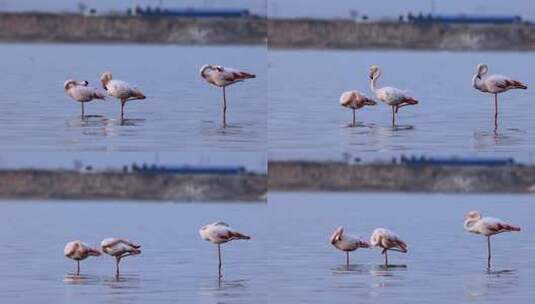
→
(100, 238, 141, 276)
(339, 91, 377, 126)
(472, 64, 527, 129)
(200, 65, 255, 127)
(370, 228, 408, 266)
(330, 226, 370, 266)
(199, 221, 251, 278)
(100, 72, 146, 120)
(64, 79, 105, 117)
(464, 211, 520, 269)
(64, 240, 101, 275)
(369, 65, 418, 127)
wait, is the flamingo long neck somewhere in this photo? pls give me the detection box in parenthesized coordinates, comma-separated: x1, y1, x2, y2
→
(370, 71, 380, 93)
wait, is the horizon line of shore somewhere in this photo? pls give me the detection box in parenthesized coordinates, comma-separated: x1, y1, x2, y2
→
(2, 13, 535, 50)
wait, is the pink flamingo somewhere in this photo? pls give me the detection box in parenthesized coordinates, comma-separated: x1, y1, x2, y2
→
(472, 64, 527, 130)
(370, 228, 408, 266)
(64, 79, 105, 117)
(100, 72, 146, 120)
(464, 211, 520, 268)
(369, 65, 418, 127)
(330, 226, 370, 266)
(339, 91, 377, 126)
(200, 65, 255, 127)
(64, 240, 101, 275)
(199, 221, 251, 278)
(100, 238, 141, 276)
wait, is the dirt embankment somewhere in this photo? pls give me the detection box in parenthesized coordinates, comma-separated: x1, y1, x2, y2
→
(269, 161, 535, 193)
(0, 13, 266, 45)
(0, 170, 267, 202)
(268, 19, 535, 50)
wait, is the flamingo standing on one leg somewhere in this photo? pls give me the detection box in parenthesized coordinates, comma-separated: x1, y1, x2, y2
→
(64, 240, 101, 275)
(464, 211, 520, 269)
(330, 226, 370, 267)
(100, 238, 141, 276)
(100, 72, 146, 120)
(472, 64, 527, 130)
(369, 65, 418, 128)
(64, 80, 105, 117)
(339, 91, 377, 127)
(369, 228, 408, 267)
(199, 221, 251, 279)
(200, 65, 255, 127)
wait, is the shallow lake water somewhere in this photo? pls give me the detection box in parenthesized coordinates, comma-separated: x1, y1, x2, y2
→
(1, 194, 534, 303)
(268, 192, 535, 303)
(0, 201, 267, 303)
(0, 44, 266, 151)
(269, 50, 535, 156)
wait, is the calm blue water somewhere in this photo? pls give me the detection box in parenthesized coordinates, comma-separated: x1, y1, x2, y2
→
(1, 194, 534, 303)
(0, 44, 266, 151)
(0, 200, 267, 303)
(269, 50, 535, 158)
(268, 192, 535, 303)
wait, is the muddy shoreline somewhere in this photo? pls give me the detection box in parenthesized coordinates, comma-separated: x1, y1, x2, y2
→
(0, 170, 267, 202)
(268, 161, 535, 193)
(0, 13, 266, 45)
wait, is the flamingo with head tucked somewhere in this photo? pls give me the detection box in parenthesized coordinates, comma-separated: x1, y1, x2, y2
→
(64, 240, 101, 275)
(64, 80, 105, 117)
(330, 226, 370, 267)
(339, 91, 377, 126)
(200, 65, 255, 127)
(472, 64, 527, 130)
(464, 211, 520, 269)
(369, 65, 418, 127)
(100, 72, 146, 120)
(100, 238, 141, 276)
(200, 221, 251, 278)
(370, 228, 408, 267)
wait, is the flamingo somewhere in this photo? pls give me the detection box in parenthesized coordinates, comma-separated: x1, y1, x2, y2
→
(64, 79, 105, 117)
(100, 238, 141, 276)
(369, 65, 418, 127)
(200, 65, 255, 127)
(464, 211, 520, 269)
(330, 226, 370, 267)
(199, 221, 251, 278)
(100, 72, 146, 120)
(64, 240, 101, 275)
(369, 228, 408, 267)
(472, 64, 527, 130)
(339, 91, 377, 126)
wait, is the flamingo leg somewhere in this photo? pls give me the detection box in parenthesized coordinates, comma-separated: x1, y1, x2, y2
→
(77, 260, 80, 276)
(218, 244, 223, 279)
(352, 109, 356, 127)
(391, 105, 395, 128)
(382, 248, 389, 267)
(494, 93, 498, 131)
(115, 252, 136, 277)
(487, 236, 492, 269)
(222, 86, 227, 128)
(346, 251, 350, 267)
(116, 256, 121, 277)
(120, 100, 126, 120)
(81, 103, 85, 117)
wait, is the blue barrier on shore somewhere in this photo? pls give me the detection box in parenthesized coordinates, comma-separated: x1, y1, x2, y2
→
(132, 165, 246, 175)
(409, 14, 522, 25)
(131, 8, 251, 18)
(400, 156, 515, 166)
